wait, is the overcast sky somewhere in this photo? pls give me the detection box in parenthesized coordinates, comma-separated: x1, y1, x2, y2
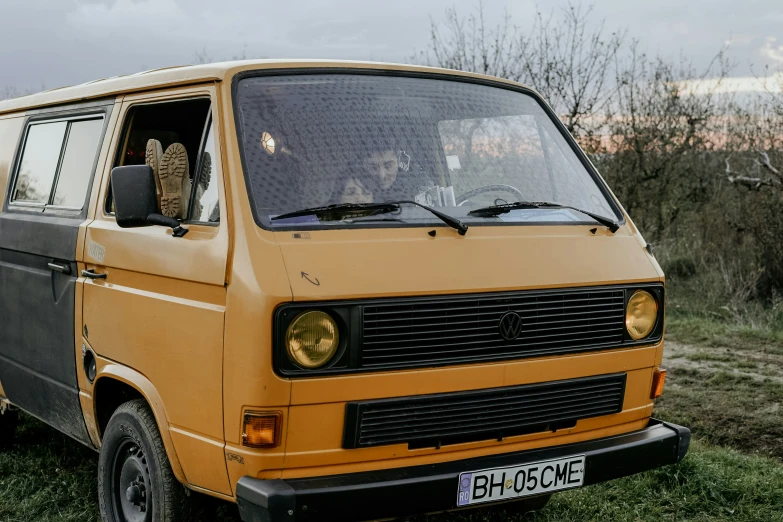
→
(1, 0, 781, 93)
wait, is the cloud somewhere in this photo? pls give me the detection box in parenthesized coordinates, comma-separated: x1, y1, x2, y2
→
(760, 36, 783, 62)
(724, 34, 754, 47)
(65, 0, 190, 40)
(675, 73, 783, 95)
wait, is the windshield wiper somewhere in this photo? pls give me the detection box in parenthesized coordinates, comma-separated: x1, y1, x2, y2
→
(387, 200, 468, 235)
(272, 201, 469, 235)
(272, 202, 400, 221)
(468, 201, 620, 233)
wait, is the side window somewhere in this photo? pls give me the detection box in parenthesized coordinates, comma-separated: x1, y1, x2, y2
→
(13, 122, 67, 204)
(12, 116, 104, 209)
(189, 122, 219, 223)
(53, 119, 105, 207)
(108, 98, 211, 222)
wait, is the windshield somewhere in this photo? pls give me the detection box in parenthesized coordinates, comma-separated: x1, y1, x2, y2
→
(234, 73, 619, 229)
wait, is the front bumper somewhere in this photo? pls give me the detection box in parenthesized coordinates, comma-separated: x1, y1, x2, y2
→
(236, 418, 690, 522)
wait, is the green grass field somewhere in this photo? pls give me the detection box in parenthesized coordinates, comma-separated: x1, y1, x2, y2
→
(1, 318, 782, 521)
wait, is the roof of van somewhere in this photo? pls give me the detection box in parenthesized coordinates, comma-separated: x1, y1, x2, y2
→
(0, 59, 525, 116)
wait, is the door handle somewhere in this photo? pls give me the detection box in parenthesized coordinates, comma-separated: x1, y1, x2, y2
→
(48, 262, 71, 275)
(81, 268, 107, 280)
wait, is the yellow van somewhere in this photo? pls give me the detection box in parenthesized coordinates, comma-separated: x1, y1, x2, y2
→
(0, 60, 687, 522)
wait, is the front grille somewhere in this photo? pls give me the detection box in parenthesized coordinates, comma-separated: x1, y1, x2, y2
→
(361, 288, 626, 368)
(343, 373, 626, 449)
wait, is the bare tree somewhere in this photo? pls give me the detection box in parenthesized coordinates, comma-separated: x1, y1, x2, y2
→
(1, 85, 42, 102)
(414, 2, 624, 137)
(517, 3, 625, 136)
(719, 81, 783, 292)
(1, 85, 22, 101)
(412, 1, 524, 81)
(597, 45, 732, 235)
(193, 44, 250, 65)
(721, 65, 783, 190)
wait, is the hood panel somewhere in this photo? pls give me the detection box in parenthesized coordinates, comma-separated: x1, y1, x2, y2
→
(274, 226, 660, 300)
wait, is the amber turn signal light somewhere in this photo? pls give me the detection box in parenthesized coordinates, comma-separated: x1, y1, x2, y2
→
(651, 368, 667, 399)
(242, 411, 282, 448)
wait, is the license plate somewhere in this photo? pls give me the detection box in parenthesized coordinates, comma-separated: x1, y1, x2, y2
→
(457, 455, 585, 506)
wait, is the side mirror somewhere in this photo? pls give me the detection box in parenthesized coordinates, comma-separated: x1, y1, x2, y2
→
(110, 165, 188, 237)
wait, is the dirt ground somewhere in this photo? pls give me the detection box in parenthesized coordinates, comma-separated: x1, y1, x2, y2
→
(664, 340, 783, 383)
(657, 338, 783, 460)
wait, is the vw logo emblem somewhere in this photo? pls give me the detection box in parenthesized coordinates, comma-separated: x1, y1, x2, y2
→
(498, 311, 523, 340)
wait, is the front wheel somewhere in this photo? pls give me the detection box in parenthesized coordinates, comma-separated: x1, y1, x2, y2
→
(98, 399, 189, 522)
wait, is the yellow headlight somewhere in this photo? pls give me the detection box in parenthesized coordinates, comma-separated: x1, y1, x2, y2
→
(285, 311, 340, 368)
(626, 290, 658, 340)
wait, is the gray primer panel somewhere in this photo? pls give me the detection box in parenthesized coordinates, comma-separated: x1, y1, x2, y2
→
(0, 100, 113, 447)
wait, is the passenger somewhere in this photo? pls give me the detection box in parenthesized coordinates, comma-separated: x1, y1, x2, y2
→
(363, 147, 398, 192)
(361, 141, 420, 202)
(337, 175, 374, 204)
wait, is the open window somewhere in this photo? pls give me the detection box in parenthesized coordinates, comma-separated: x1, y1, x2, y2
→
(107, 98, 218, 223)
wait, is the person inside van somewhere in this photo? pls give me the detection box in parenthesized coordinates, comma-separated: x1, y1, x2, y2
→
(362, 146, 398, 193)
(336, 174, 374, 204)
(360, 139, 430, 203)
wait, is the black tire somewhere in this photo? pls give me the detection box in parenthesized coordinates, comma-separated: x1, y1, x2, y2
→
(0, 408, 19, 447)
(98, 399, 189, 522)
(484, 493, 551, 517)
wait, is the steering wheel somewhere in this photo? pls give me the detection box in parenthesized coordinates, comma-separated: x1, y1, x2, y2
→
(456, 184, 525, 206)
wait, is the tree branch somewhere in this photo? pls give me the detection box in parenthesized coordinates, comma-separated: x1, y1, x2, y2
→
(725, 157, 778, 190)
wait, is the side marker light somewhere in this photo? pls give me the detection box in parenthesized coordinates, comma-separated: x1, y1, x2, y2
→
(651, 368, 667, 399)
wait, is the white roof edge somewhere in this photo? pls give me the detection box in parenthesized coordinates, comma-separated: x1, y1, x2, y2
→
(0, 59, 525, 116)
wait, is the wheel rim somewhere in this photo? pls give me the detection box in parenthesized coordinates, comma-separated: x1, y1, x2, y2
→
(111, 438, 153, 522)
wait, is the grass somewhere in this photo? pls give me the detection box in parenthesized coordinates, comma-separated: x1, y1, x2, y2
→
(666, 315, 783, 353)
(658, 316, 783, 461)
(1, 315, 782, 521)
(655, 370, 783, 460)
(419, 442, 783, 522)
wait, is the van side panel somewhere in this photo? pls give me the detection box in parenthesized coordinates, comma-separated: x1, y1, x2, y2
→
(0, 116, 22, 399)
(0, 109, 102, 445)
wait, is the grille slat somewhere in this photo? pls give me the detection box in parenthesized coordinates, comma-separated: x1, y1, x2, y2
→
(359, 385, 624, 425)
(364, 319, 624, 343)
(343, 374, 626, 449)
(360, 342, 624, 367)
(360, 288, 626, 368)
(362, 331, 623, 359)
(363, 305, 624, 329)
(360, 396, 622, 435)
(363, 403, 622, 445)
(360, 379, 624, 416)
(363, 295, 624, 317)
(363, 304, 624, 326)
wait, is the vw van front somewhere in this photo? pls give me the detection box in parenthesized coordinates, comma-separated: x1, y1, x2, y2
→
(222, 65, 689, 521)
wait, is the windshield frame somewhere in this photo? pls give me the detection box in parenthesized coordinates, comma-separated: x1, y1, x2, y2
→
(230, 67, 625, 232)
